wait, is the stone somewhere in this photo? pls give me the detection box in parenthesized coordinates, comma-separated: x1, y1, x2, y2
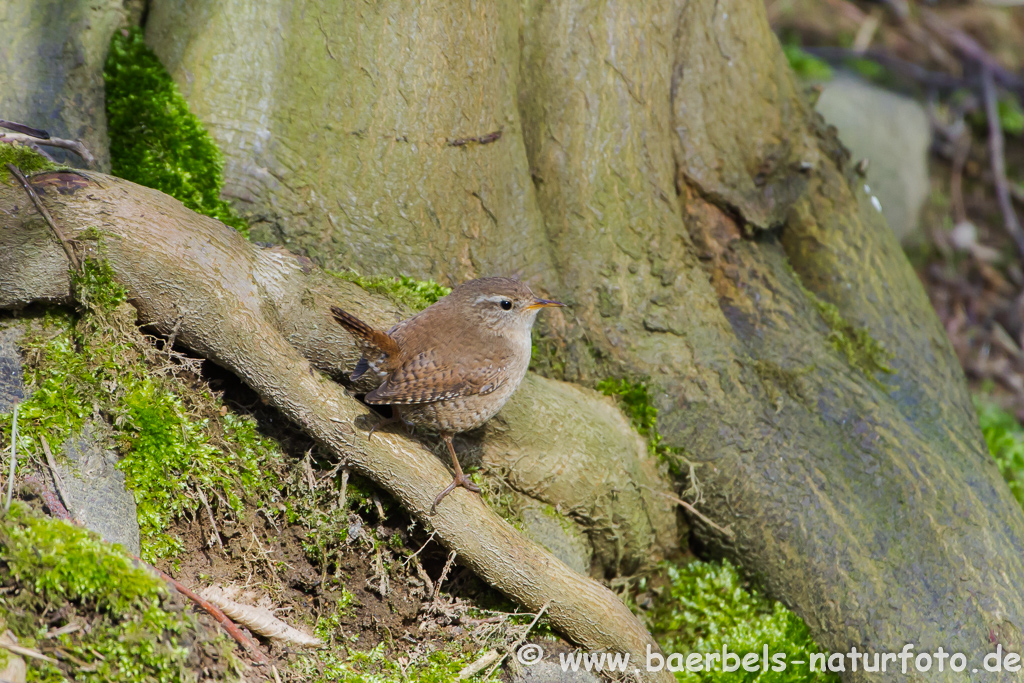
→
(56, 422, 141, 555)
(0, 326, 26, 413)
(510, 660, 600, 683)
(519, 506, 592, 576)
(815, 74, 931, 244)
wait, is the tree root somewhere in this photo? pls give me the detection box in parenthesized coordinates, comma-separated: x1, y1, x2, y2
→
(0, 170, 675, 681)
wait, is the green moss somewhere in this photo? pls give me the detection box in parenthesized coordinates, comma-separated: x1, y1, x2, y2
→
(0, 301, 283, 562)
(295, 642, 495, 683)
(785, 272, 892, 384)
(596, 378, 663, 454)
(782, 45, 832, 81)
(117, 388, 281, 560)
(331, 271, 451, 312)
(0, 144, 59, 182)
(598, 377, 698, 480)
(0, 503, 225, 682)
(809, 294, 892, 382)
(751, 360, 812, 411)
(648, 560, 838, 682)
(72, 257, 129, 311)
(975, 399, 1024, 509)
(104, 27, 248, 235)
(998, 96, 1024, 136)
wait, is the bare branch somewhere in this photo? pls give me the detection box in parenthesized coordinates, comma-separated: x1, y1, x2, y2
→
(981, 67, 1024, 262)
(0, 133, 95, 166)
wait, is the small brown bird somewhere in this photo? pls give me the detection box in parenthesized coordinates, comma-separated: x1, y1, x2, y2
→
(331, 277, 564, 512)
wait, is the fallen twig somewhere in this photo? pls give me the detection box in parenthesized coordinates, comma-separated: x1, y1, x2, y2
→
(486, 602, 551, 679)
(981, 67, 1024, 262)
(921, 10, 1024, 97)
(0, 630, 59, 665)
(40, 435, 73, 518)
(200, 585, 322, 647)
(195, 488, 224, 552)
(458, 649, 500, 679)
(4, 404, 17, 513)
(5, 164, 80, 271)
(153, 568, 268, 664)
(432, 550, 458, 607)
(802, 47, 971, 93)
(0, 120, 49, 139)
(950, 129, 971, 225)
(641, 484, 734, 540)
(0, 133, 95, 166)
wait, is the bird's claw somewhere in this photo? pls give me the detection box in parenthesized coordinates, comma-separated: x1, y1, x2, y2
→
(430, 473, 480, 514)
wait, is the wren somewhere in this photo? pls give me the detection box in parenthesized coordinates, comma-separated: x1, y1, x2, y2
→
(331, 277, 564, 513)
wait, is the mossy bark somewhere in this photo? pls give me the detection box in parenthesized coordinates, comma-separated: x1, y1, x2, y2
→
(135, 0, 1024, 679)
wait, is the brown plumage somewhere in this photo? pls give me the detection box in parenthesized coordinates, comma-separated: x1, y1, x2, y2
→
(330, 277, 564, 512)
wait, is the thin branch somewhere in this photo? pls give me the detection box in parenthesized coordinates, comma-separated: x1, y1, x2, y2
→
(0, 120, 50, 139)
(152, 566, 268, 664)
(195, 488, 224, 552)
(4, 404, 17, 513)
(432, 550, 458, 607)
(981, 67, 1024, 262)
(486, 601, 551, 679)
(0, 133, 95, 166)
(950, 129, 971, 225)
(641, 484, 735, 540)
(40, 435, 73, 518)
(5, 164, 81, 271)
(802, 47, 972, 93)
(921, 10, 1024, 98)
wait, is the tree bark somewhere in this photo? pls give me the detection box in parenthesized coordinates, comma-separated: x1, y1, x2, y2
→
(135, 0, 1024, 679)
(0, 171, 677, 681)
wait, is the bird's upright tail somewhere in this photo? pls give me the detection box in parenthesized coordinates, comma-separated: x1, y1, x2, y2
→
(330, 306, 401, 379)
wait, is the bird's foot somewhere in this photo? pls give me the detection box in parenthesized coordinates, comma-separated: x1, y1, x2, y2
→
(366, 413, 412, 440)
(430, 473, 481, 514)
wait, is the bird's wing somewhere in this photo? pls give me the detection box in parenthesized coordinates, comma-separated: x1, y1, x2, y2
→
(364, 350, 508, 405)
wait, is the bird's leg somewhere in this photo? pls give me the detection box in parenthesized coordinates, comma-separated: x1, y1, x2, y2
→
(367, 406, 411, 440)
(431, 433, 481, 514)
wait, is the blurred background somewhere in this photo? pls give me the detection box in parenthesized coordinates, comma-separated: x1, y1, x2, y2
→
(771, 0, 1024, 414)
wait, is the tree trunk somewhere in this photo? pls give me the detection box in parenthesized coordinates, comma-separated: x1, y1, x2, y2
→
(134, 0, 1024, 679)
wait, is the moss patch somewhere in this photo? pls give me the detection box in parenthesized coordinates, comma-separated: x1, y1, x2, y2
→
(782, 45, 833, 81)
(0, 144, 60, 183)
(0, 503, 231, 683)
(104, 27, 248, 235)
(330, 271, 451, 312)
(294, 641, 495, 683)
(975, 399, 1024, 509)
(648, 560, 837, 682)
(596, 378, 664, 455)
(0, 263, 284, 561)
(596, 376, 697, 480)
(786, 272, 893, 384)
(751, 359, 812, 411)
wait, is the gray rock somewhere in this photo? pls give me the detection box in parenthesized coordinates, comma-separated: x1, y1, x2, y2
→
(815, 75, 931, 244)
(56, 422, 140, 555)
(0, 326, 26, 413)
(511, 660, 601, 683)
(519, 506, 592, 576)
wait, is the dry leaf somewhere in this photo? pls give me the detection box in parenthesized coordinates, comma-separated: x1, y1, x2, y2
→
(200, 585, 322, 647)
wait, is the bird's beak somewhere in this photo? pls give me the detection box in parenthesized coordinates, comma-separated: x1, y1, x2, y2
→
(526, 298, 566, 311)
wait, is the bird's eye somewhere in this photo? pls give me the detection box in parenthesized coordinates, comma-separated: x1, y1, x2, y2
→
(500, 299, 513, 310)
